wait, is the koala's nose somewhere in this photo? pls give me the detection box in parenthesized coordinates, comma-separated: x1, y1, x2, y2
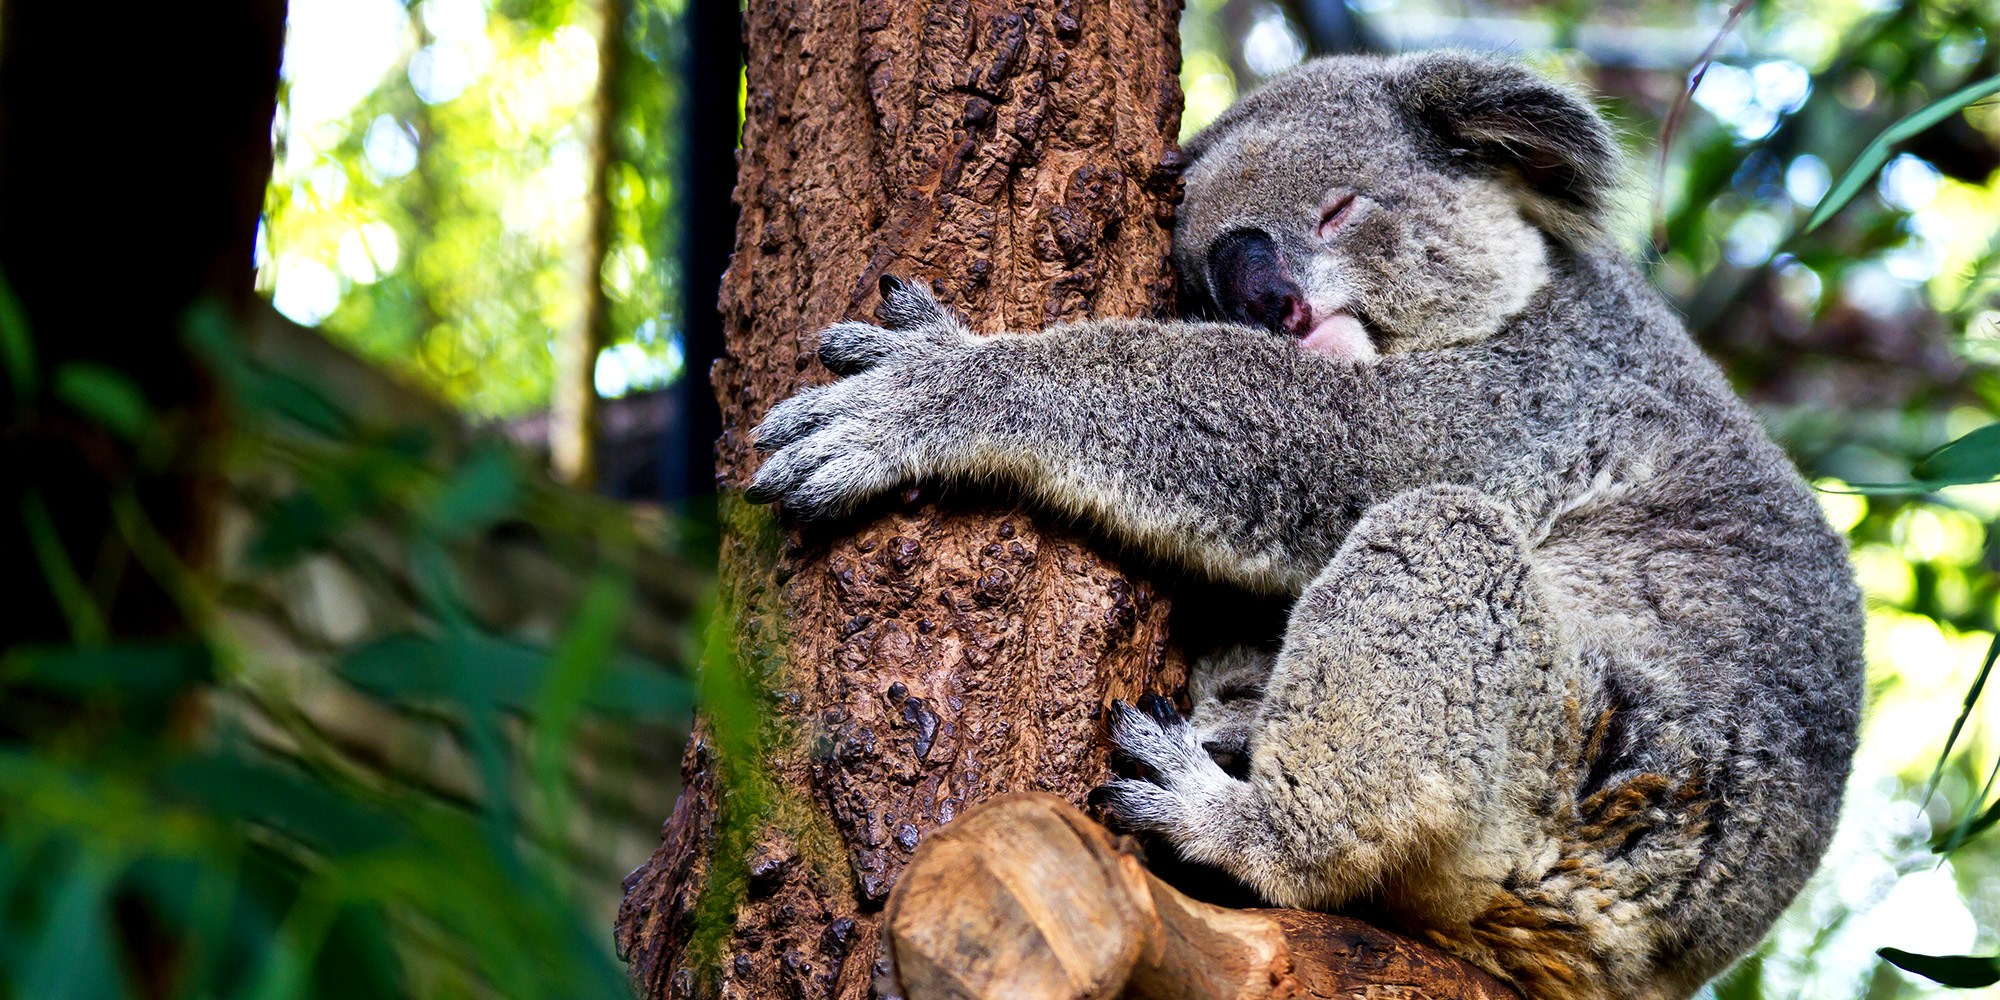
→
(1208, 228, 1312, 339)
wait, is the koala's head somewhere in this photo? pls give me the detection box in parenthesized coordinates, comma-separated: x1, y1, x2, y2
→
(1174, 51, 1621, 360)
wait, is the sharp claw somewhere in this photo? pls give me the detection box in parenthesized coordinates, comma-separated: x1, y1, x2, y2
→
(1137, 693, 1181, 725)
(1108, 698, 1142, 727)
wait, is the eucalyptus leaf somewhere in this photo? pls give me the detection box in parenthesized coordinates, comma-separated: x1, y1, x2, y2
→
(1806, 74, 2000, 233)
(5, 642, 213, 701)
(0, 271, 33, 402)
(1879, 947, 2000, 988)
(1933, 754, 2000, 854)
(1920, 633, 1996, 809)
(53, 362, 153, 442)
(1914, 422, 2000, 484)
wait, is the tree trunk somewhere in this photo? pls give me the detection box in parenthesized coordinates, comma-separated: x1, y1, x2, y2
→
(616, 2, 1188, 997)
(552, 0, 632, 490)
(0, 2, 286, 645)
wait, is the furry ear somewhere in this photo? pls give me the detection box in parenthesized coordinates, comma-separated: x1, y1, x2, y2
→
(1393, 52, 1620, 241)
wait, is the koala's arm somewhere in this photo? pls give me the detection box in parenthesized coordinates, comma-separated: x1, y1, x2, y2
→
(748, 281, 1409, 592)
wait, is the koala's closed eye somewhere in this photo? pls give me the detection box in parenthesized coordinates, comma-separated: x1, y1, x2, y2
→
(1215, 682, 1264, 703)
(1317, 192, 1357, 241)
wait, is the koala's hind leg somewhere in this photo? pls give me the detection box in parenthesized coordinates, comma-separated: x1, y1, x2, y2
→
(1098, 486, 1604, 988)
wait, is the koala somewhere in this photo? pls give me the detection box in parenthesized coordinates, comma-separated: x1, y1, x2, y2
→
(746, 51, 1863, 1000)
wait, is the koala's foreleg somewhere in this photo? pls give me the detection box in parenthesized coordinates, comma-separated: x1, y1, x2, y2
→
(1098, 485, 1579, 911)
(748, 278, 1409, 594)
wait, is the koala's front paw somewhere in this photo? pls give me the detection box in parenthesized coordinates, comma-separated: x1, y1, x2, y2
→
(813, 275, 970, 377)
(747, 276, 977, 519)
(1092, 695, 1239, 837)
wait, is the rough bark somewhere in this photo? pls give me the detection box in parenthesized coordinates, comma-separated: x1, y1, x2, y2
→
(616, 2, 1187, 997)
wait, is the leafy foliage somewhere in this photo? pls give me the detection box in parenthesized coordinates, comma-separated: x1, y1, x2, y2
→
(0, 305, 704, 998)
(262, 0, 687, 417)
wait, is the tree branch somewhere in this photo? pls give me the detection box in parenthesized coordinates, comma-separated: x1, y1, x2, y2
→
(885, 794, 1520, 1000)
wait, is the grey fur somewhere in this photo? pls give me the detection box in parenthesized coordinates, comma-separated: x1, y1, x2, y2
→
(747, 52, 1863, 1000)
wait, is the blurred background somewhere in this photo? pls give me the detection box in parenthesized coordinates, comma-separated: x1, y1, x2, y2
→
(5, 0, 2000, 996)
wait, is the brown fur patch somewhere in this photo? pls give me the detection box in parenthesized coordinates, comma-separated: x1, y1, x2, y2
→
(1428, 697, 1711, 999)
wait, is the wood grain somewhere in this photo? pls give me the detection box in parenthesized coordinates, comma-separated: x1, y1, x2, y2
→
(884, 794, 1521, 1000)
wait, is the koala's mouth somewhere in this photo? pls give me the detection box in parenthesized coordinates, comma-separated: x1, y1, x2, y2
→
(1292, 304, 1378, 360)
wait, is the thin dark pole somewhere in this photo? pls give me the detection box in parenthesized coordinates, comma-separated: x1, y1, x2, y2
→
(665, 0, 741, 502)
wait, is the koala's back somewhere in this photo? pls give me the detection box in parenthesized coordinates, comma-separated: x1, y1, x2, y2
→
(1487, 246, 1863, 986)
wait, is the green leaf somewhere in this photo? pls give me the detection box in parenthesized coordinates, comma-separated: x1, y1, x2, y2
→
(1933, 793, 2000, 854)
(533, 573, 631, 828)
(1710, 949, 1763, 1000)
(18, 491, 107, 644)
(184, 306, 352, 438)
(426, 445, 521, 540)
(1822, 422, 2000, 494)
(1879, 947, 2000, 988)
(338, 632, 688, 717)
(1806, 73, 2000, 233)
(0, 269, 33, 402)
(245, 490, 342, 568)
(162, 755, 402, 857)
(1933, 754, 2000, 854)
(53, 361, 154, 441)
(1914, 422, 2000, 484)
(1920, 633, 1996, 808)
(16, 854, 128, 1000)
(5, 642, 214, 701)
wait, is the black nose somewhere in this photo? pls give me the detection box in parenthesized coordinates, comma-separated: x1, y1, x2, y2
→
(1208, 228, 1310, 338)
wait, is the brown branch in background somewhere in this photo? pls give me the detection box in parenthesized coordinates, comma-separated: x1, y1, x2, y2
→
(552, 0, 630, 489)
(1651, 0, 1754, 254)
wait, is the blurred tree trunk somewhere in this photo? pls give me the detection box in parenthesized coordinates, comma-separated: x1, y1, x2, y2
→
(615, 2, 1189, 996)
(0, 3, 286, 646)
(664, 0, 738, 502)
(553, 0, 632, 490)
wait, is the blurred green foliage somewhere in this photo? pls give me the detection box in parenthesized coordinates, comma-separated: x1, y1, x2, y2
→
(1, 304, 702, 998)
(263, 0, 687, 418)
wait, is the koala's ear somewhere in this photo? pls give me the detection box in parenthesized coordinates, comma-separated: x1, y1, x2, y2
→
(1392, 52, 1619, 240)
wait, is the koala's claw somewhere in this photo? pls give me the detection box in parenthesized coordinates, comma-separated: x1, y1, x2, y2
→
(816, 321, 916, 377)
(1090, 778, 1180, 832)
(1096, 696, 1245, 843)
(813, 277, 971, 377)
(747, 277, 979, 517)
(745, 419, 895, 519)
(1105, 696, 1210, 779)
(874, 273, 956, 331)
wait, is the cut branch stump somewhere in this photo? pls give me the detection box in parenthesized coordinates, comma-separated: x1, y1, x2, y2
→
(884, 794, 1521, 1000)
